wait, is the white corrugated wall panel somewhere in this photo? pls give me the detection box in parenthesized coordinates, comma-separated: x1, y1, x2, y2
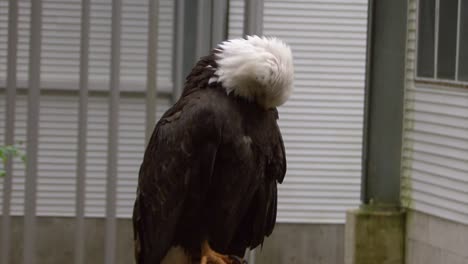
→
(401, 0, 468, 225)
(0, 93, 170, 217)
(0, 0, 174, 90)
(229, 0, 367, 223)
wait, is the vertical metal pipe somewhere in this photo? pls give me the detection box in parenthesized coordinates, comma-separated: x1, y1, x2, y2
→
(104, 0, 121, 263)
(74, 0, 90, 263)
(360, 0, 407, 207)
(360, 0, 374, 204)
(242, 1, 264, 261)
(1, 0, 18, 263)
(455, 0, 461, 81)
(242, 0, 264, 261)
(247, 249, 256, 264)
(23, 0, 42, 263)
(244, 0, 264, 263)
(195, 0, 212, 59)
(434, 0, 440, 78)
(145, 0, 159, 143)
(173, 0, 185, 101)
(211, 0, 228, 48)
(243, 0, 264, 36)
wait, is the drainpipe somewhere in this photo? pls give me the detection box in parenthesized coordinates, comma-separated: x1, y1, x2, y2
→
(360, 0, 407, 210)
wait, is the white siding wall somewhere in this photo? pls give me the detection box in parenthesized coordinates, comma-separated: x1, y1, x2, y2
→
(229, 0, 368, 223)
(402, 0, 468, 224)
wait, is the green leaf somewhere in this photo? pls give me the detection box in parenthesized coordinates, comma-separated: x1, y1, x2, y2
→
(0, 147, 5, 158)
(0, 145, 26, 174)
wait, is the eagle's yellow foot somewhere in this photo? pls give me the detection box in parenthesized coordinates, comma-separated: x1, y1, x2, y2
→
(200, 241, 246, 264)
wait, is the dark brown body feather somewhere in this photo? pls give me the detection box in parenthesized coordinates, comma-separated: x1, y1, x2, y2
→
(133, 54, 287, 263)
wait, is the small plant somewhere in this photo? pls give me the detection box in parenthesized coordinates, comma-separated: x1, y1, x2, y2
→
(0, 143, 26, 177)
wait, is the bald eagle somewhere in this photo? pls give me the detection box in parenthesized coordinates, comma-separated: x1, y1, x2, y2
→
(133, 36, 294, 264)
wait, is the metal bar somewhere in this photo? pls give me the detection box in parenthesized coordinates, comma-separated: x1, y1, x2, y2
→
(74, 0, 90, 263)
(23, 0, 43, 263)
(243, 0, 264, 263)
(1, 0, 18, 263)
(455, 0, 461, 81)
(434, 0, 440, 79)
(145, 0, 159, 143)
(173, 0, 185, 101)
(360, 0, 374, 204)
(243, 0, 264, 36)
(104, 0, 121, 263)
(211, 0, 228, 48)
(242, 0, 264, 261)
(195, 0, 212, 59)
(247, 248, 256, 264)
(414, 0, 420, 79)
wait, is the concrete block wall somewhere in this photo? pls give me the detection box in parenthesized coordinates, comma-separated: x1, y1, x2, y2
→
(255, 224, 344, 264)
(0, 217, 134, 264)
(0, 217, 344, 264)
(406, 210, 468, 264)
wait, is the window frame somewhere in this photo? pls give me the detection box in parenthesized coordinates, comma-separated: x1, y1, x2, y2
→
(415, 0, 468, 87)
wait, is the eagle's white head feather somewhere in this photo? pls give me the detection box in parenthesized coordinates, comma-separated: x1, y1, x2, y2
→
(212, 35, 294, 109)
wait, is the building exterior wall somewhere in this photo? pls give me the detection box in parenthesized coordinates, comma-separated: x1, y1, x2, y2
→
(403, 0, 468, 262)
(402, 0, 468, 225)
(0, 217, 344, 264)
(406, 210, 468, 264)
(0, 216, 134, 264)
(254, 223, 344, 264)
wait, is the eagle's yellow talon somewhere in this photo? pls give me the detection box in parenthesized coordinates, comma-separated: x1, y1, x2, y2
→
(200, 241, 237, 264)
